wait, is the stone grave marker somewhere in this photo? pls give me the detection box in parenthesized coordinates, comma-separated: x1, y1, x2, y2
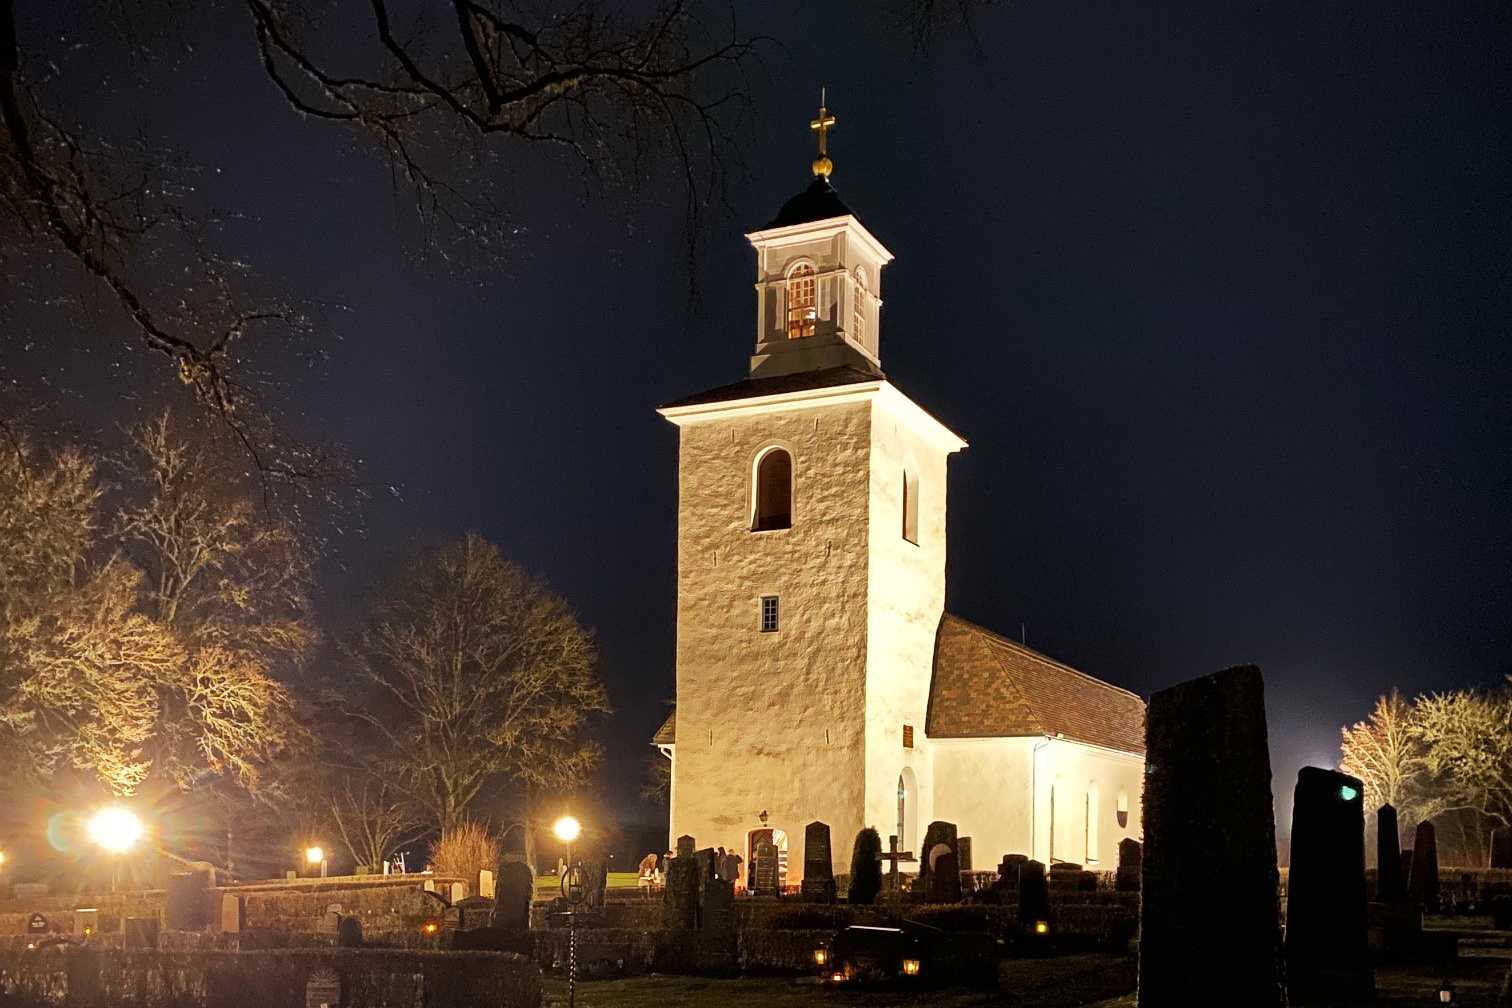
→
(918, 820, 958, 898)
(1285, 766, 1373, 1004)
(456, 895, 495, 931)
(318, 904, 343, 935)
(166, 867, 213, 931)
(1491, 827, 1512, 870)
(752, 842, 779, 897)
(1116, 838, 1142, 892)
(336, 916, 363, 948)
(801, 821, 836, 903)
(305, 968, 340, 1008)
(677, 834, 696, 859)
(492, 862, 533, 929)
(450, 881, 466, 903)
(220, 894, 245, 934)
(1018, 860, 1050, 929)
(996, 853, 1028, 891)
(928, 849, 961, 903)
(1408, 821, 1440, 909)
(1140, 664, 1284, 1008)
(26, 913, 49, 934)
(423, 879, 435, 893)
(479, 869, 495, 899)
(124, 917, 159, 949)
(1377, 804, 1406, 902)
(665, 847, 699, 927)
(957, 836, 973, 872)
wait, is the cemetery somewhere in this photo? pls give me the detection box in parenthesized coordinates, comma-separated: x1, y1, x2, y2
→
(1, 667, 1511, 1007)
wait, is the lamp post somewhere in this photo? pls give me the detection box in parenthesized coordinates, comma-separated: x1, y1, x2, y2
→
(87, 807, 144, 893)
(305, 846, 328, 878)
(553, 817, 583, 1008)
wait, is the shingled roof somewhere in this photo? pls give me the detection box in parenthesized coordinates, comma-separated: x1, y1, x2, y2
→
(927, 613, 1146, 755)
(653, 710, 676, 745)
(659, 364, 883, 410)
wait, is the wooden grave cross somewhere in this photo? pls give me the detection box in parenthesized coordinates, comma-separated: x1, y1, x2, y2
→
(877, 834, 916, 899)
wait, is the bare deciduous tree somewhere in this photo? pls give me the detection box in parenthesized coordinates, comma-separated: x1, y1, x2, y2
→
(1339, 689, 1444, 825)
(328, 776, 423, 872)
(349, 533, 609, 836)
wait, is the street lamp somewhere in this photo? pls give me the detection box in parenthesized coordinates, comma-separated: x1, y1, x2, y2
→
(305, 846, 327, 878)
(553, 816, 584, 1008)
(88, 807, 143, 892)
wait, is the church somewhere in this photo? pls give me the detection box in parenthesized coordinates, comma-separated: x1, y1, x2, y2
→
(653, 103, 1146, 886)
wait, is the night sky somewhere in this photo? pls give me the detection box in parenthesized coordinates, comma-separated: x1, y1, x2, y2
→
(9, 0, 1509, 835)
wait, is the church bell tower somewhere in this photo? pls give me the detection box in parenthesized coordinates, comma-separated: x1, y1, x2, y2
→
(656, 100, 966, 884)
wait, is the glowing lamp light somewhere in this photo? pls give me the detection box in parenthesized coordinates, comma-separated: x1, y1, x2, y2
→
(1339, 785, 1359, 802)
(1034, 920, 1050, 935)
(831, 973, 845, 983)
(813, 948, 827, 966)
(0, 850, 7, 866)
(305, 846, 324, 865)
(1438, 981, 1456, 1005)
(423, 922, 438, 934)
(553, 816, 582, 844)
(902, 958, 921, 976)
(87, 808, 143, 853)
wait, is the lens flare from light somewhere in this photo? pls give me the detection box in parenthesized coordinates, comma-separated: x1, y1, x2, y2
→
(305, 846, 325, 865)
(88, 808, 143, 853)
(553, 816, 582, 843)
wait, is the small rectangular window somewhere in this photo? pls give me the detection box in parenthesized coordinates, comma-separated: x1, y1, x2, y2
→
(902, 724, 914, 749)
(760, 595, 779, 632)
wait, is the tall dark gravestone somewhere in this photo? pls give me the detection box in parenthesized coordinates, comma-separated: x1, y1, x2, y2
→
(1285, 767, 1374, 1004)
(1116, 838, 1142, 892)
(492, 862, 533, 929)
(918, 820, 958, 898)
(956, 837, 973, 872)
(1490, 827, 1512, 870)
(1017, 860, 1050, 929)
(1139, 665, 1284, 1008)
(1377, 804, 1406, 902)
(752, 842, 779, 897)
(801, 822, 836, 903)
(1407, 821, 1440, 910)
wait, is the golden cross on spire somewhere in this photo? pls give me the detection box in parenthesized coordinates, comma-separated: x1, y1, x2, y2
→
(810, 88, 836, 178)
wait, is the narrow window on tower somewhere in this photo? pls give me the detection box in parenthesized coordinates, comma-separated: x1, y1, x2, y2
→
(753, 448, 792, 531)
(786, 263, 816, 339)
(1085, 786, 1100, 863)
(852, 266, 867, 343)
(902, 468, 919, 544)
(760, 595, 779, 632)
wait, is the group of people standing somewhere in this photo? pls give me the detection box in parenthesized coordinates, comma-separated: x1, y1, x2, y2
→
(636, 845, 746, 889)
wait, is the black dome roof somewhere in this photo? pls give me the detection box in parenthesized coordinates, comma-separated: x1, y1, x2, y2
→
(763, 176, 855, 230)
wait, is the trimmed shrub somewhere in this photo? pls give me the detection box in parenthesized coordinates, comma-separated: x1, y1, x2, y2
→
(738, 929, 834, 975)
(847, 829, 882, 906)
(748, 904, 855, 931)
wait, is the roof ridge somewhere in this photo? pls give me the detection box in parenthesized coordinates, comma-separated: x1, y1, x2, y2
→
(941, 612, 1144, 702)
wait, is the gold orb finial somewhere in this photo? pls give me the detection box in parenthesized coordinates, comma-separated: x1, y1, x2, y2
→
(810, 90, 836, 178)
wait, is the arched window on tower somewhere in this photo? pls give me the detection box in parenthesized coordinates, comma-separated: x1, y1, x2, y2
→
(753, 448, 792, 531)
(902, 468, 919, 544)
(786, 263, 816, 339)
(852, 266, 867, 343)
(1085, 785, 1100, 864)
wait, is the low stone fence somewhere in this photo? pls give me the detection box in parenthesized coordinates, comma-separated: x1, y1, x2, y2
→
(0, 947, 541, 1008)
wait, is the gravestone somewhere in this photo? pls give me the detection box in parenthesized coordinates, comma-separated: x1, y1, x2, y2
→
(423, 879, 435, 893)
(665, 850, 699, 927)
(1491, 827, 1512, 870)
(220, 894, 245, 933)
(703, 877, 734, 933)
(26, 913, 49, 934)
(917, 820, 958, 898)
(752, 842, 779, 897)
(336, 915, 363, 948)
(957, 837, 973, 872)
(479, 869, 495, 899)
(677, 834, 695, 859)
(305, 968, 340, 1008)
(1407, 821, 1440, 910)
(1018, 859, 1051, 929)
(1116, 838, 1142, 892)
(1140, 665, 1284, 1008)
(449, 881, 466, 903)
(318, 904, 343, 935)
(928, 850, 961, 903)
(124, 917, 159, 949)
(996, 853, 1028, 891)
(1285, 766, 1373, 1004)
(72, 908, 98, 937)
(801, 821, 836, 903)
(455, 895, 495, 931)
(1376, 804, 1406, 902)
(166, 867, 212, 931)
(493, 862, 533, 929)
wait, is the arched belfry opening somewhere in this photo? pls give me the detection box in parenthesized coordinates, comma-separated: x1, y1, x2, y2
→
(897, 767, 919, 854)
(753, 448, 792, 531)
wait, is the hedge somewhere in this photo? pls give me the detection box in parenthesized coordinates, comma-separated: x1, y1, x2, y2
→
(0, 947, 541, 1008)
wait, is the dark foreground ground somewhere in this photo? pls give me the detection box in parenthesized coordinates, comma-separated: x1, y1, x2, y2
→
(544, 950, 1510, 1008)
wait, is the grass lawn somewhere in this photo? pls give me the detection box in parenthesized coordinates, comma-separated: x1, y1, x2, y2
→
(542, 949, 1512, 1008)
(533, 872, 649, 899)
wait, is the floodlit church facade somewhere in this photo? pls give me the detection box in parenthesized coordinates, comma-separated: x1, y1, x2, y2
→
(654, 107, 1146, 885)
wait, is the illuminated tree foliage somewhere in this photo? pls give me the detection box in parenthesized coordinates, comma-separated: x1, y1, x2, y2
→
(1338, 689, 1443, 827)
(0, 418, 308, 798)
(348, 533, 609, 836)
